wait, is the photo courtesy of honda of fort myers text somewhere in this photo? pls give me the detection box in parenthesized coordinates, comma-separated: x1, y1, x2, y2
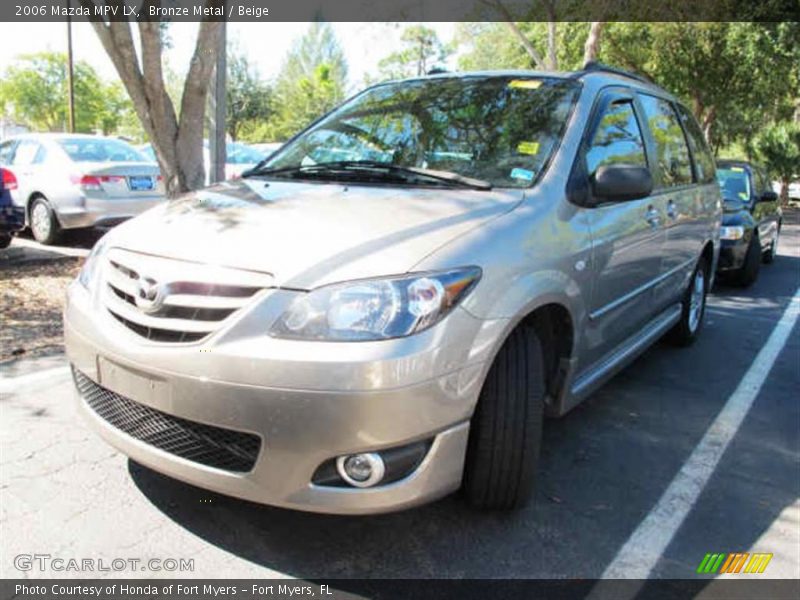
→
(1, 0, 799, 600)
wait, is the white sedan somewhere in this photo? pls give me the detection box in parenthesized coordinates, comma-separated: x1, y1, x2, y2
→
(0, 134, 163, 244)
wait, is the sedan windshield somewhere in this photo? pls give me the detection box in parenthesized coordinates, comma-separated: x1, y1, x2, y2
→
(58, 138, 145, 163)
(255, 76, 580, 189)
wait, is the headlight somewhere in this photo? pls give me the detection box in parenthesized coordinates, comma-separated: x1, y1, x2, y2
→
(720, 225, 745, 241)
(271, 267, 481, 341)
(77, 238, 108, 290)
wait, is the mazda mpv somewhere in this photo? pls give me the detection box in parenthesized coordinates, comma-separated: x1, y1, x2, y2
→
(65, 64, 721, 513)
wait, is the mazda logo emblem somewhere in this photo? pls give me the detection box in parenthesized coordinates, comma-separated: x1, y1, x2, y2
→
(134, 276, 164, 313)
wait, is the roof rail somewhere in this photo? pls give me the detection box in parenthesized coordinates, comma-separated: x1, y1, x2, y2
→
(577, 61, 652, 85)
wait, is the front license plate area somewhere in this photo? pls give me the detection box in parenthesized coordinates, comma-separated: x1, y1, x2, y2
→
(97, 356, 171, 410)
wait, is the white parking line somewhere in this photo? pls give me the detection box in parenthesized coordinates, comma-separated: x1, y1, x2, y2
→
(0, 365, 70, 394)
(601, 286, 800, 580)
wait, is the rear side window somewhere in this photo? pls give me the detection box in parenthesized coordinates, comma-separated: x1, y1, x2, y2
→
(585, 100, 647, 176)
(638, 94, 693, 188)
(13, 140, 41, 166)
(34, 145, 48, 164)
(0, 141, 17, 165)
(675, 104, 716, 184)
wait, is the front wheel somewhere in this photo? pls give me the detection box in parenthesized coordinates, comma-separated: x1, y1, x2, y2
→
(666, 255, 708, 347)
(762, 226, 779, 264)
(463, 326, 546, 510)
(733, 233, 761, 287)
(0, 233, 11, 249)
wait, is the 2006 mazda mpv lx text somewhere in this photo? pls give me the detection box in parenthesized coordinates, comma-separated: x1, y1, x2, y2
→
(65, 64, 721, 514)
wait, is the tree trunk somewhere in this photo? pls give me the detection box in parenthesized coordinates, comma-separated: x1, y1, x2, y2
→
(547, 22, 558, 70)
(780, 178, 790, 206)
(701, 106, 717, 146)
(583, 22, 605, 66)
(82, 1, 222, 197)
(492, 1, 546, 70)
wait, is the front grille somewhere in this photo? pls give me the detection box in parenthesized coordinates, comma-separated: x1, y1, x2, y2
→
(102, 248, 273, 344)
(74, 369, 261, 472)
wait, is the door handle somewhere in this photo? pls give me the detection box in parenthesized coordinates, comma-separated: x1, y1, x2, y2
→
(645, 205, 661, 228)
(666, 200, 678, 220)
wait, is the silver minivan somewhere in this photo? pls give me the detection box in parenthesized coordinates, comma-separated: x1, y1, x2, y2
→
(65, 65, 721, 514)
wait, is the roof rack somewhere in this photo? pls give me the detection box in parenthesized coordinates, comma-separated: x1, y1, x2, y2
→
(576, 61, 652, 85)
(427, 67, 449, 75)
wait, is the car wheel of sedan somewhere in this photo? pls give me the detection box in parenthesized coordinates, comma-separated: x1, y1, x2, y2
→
(667, 255, 709, 347)
(463, 325, 545, 510)
(0, 233, 11, 249)
(762, 226, 779, 264)
(734, 232, 761, 287)
(30, 197, 61, 245)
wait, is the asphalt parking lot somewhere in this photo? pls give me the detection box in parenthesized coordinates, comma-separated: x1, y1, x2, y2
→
(0, 216, 798, 583)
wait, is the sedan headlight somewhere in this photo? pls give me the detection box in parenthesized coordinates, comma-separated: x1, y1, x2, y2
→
(720, 225, 745, 241)
(77, 238, 108, 290)
(270, 267, 482, 341)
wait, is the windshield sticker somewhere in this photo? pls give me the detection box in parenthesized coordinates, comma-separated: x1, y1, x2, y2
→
(510, 168, 535, 182)
(517, 141, 540, 156)
(508, 80, 542, 90)
(731, 167, 745, 172)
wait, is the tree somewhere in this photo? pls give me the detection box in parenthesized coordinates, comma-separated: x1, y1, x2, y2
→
(377, 26, 452, 80)
(226, 46, 273, 141)
(456, 22, 599, 73)
(599, 23, 800, 149)
(755, 122, 800, 204)
(80, 0, 223, 196)
(268, 22, 347, 140)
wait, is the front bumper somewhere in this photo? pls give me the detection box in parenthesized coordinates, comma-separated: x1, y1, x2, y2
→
(64, 281, 503, 514)
(717, 237, 750, 272)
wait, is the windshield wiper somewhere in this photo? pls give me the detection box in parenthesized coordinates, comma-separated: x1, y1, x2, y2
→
(246, 160, 492, 191)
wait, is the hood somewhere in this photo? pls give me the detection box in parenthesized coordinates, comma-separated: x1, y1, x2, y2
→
(108, 179, 523, 289)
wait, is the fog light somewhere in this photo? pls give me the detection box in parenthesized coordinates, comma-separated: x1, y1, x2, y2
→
(336, 453, 385, 488)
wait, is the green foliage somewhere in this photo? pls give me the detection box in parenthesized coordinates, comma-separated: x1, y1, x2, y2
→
(226, 45, 273, 141)
(754, 122, 800, 200)
(0, 51, 142, 138)
(599, 23, 800, 150)
(266, 22, 347, 141)
(456, 22, 590, 72)
(377, 26, 452, 81)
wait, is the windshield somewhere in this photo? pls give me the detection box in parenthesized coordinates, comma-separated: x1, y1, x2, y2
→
(259, 76, 580, 188)
(58, 138, 145, 163)
(717, 166, 751, 202)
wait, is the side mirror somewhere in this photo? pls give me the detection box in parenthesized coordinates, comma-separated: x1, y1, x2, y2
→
(758, 190, 778, 203)
(591, 165, 653, 203)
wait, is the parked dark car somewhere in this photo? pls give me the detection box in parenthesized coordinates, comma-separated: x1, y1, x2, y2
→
(715, 160, 782, 286)
(0, 167, 25, 249)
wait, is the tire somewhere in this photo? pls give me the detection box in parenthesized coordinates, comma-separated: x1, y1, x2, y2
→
(29, 197, 61, 245)
(463, 326, 546, 510)
(0, 233, 11, 249)
(666, 255, 709, 347)
(733, 233, 761, 287)
(762, 226, 779, 264)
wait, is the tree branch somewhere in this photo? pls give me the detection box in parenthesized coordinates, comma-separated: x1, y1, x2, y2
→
(484, 0, 547, 70)
(583, 22, 605, 67)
